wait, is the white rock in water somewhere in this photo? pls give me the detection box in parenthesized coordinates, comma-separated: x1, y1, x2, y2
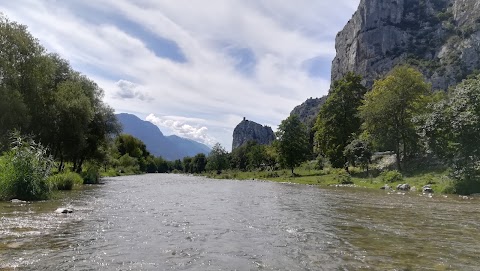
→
(11, 199, 26, 203)
(55, 208, 73, 214)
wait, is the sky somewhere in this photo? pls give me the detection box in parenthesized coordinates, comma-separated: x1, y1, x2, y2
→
(1, 0, 359, 151)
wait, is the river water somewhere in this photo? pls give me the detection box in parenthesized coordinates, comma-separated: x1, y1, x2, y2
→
(1, 174, 479, 270)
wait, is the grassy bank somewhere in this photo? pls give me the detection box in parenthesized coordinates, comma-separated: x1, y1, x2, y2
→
(203, 161, 455, 194)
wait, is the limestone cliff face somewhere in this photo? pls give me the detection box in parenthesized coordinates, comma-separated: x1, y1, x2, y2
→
(232, 118, 275, 150)
(332, 0, 480, 90)
(290, 96, 327, 129)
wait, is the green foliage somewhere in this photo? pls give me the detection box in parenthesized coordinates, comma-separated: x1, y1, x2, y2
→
(0, 135, 53, 200)
(82, 165, 100, 184)
(315, 72, 367, 168)
(332, 169, 353, 184)
(0, 15, 120, 173)
(48, 172, 83, 190)
(344, 137, 373, 171)
(206, 143, 229, 173)
(359, 65, 431, 170)
(230, 141, 269, 171)
(192, 153, 207, 173)
(422, 74, 480, 194)
(315, 155, 325, 170)
(276, 115, 309, 174)
(117, 154, 140, 174)
(380, 170, 404, 183)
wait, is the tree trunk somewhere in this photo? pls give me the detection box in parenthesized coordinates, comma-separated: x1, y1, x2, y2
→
(76, 158, 84, 173)
(291, 167, 294, 176)
(395, 149, 401, 171)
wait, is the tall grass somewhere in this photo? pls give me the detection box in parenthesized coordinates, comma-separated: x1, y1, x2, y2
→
(0, 135, 53, 201)
(48, 172, 83, 190)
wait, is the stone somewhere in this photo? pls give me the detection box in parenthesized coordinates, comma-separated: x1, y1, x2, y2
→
(396, 184, 411, 191)
(232, 118, 275, 150)
(422, 185, 434, 193)
(380, 184, 391, 190)
(55, 208, 73, 214)
(332, 0, 480, 91)
(10, 199, 26, 203)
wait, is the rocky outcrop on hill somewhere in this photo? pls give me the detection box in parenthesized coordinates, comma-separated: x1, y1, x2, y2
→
(332, 0, 480, 90)
(232, 118, 275, 150)
(290, 96, 327, 129)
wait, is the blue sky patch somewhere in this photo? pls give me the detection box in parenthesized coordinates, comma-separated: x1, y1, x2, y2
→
(302, 56, 331, 79)
(71, 2, 187, 63)
(222, 45, 256, 76)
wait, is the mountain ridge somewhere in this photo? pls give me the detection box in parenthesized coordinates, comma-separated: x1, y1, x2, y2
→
(116, 113, 210, 160)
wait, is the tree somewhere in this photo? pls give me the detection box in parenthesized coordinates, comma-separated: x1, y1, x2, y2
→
(344, 137, 373, 173)
(192, 153, 207, 173)
(359, 65, 431, 170)
(422, 74, 480, 194)
(206, 143, 229, 173)
(276, 115, 309, 175)
(314, 72, 367, 168)
(248, 144, 266, 169)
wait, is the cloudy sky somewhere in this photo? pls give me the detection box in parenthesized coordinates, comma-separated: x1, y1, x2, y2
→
(1, 0, 359, 150)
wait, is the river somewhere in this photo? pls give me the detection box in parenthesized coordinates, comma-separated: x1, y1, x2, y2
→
(1, 174, 479, 270)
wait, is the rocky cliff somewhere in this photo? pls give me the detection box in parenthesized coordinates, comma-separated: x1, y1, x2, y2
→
(290, 96, 327, 129)
(232, 118, 275, 150)
(332, 0, 480, 90)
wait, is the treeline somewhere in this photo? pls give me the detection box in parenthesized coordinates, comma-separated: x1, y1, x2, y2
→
(313, 66, 480, 194)
(198, 66, 480, 195)
(0, 16, 120, 172)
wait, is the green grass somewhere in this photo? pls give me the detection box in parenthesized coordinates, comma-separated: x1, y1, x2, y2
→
(48, 172, 84, 190)
(203, 162, 454, 194)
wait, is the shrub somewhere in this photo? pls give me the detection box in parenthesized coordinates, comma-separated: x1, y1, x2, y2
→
(332, 169, 353, 184)
(315, 156, 325, 170)
(48, 172, 83, 190)
(0, 135, 53, 201)
(82, 166, 100, 184)
(380, 170, 403, 183)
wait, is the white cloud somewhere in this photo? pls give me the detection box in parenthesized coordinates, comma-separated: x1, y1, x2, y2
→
(146, 114, 217, 146)
(0, 0, 360, 150)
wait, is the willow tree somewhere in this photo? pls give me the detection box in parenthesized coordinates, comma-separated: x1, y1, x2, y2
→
(359, 66, 431, 170)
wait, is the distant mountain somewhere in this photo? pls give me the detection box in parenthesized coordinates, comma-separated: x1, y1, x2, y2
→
(116, 113, 210, 160)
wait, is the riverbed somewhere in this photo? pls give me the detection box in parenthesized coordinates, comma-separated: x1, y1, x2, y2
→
(1, 174, 479, 270)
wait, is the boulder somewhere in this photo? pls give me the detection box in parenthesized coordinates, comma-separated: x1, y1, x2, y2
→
(422, 185, 434, 193)
(396, 184, 411, 191)
(55, 208, 73, 214)
(10, 199, 26, 203)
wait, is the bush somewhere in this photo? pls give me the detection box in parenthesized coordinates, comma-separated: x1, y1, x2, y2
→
(332, 169, 353, 184)
(0, 135, 53, 201)
(82, 166, 100, 184)
(380, 170, 403, 183)
(48, 172, 83, 190)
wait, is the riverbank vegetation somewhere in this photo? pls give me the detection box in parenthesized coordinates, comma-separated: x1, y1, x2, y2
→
(200, 66, 480, 195)
(2, 14, 480, 199)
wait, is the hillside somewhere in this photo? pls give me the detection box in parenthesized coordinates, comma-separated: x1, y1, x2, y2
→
(117, 113, 210, 160)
